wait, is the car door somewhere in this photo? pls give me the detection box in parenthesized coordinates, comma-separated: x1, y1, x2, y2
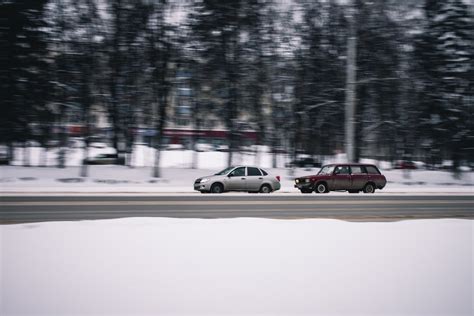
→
(246, 167, 264, 191)
(333, 165, 351, 190)
(226, 167, 247, 191)
(350, 165, 368, 190)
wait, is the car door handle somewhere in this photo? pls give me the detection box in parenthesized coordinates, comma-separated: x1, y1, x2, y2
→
(258, 177, 263, 180)
(241, 178, 246, 180)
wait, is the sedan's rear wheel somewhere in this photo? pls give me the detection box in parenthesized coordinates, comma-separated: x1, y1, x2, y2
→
(260, 184, 272, 193)
(210, 183, 224, 194)
(315, 183, 328, 194)
(363, 183, 375, 194)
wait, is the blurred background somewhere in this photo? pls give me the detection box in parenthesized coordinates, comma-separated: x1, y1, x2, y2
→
(1, 0, 472, 178)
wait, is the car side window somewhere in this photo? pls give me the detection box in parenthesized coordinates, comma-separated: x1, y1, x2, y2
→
(350, 166, 366, 174)
(366, 166, 380, 175)
(247, 167, 262, 176)
(260, 169, 268, 176)
(334, 165, 350, 175)
(229, 167, 245, 177)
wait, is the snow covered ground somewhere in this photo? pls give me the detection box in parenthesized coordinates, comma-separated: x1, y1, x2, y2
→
(0, 164, 472, 193)
(1, 217, 472, 315)
(2, 146, 472, 193)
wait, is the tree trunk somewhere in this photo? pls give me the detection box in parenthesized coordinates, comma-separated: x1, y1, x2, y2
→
(80, 141, 89, 177)
(7, 142, 14, 165)
(23, 142, 30, 167)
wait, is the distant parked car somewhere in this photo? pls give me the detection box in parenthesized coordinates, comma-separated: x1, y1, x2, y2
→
(286, 157, 321, 168)
(194, 166, 281, 193)
(0, 145, 9, 165)
(294, 164, 387, 194)
(215, 144, 229, 152)
(195, 143, 214, 152)
(84, 154, 125, 165)
(166, 144, 185, 151)
(89, 142, 109, 149)
(271, 146, 287, 154)
(394, 160, 417, 170)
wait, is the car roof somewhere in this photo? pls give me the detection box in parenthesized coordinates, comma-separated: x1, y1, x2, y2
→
(232, 165, 267, 169)
(323, 163, 378, 167)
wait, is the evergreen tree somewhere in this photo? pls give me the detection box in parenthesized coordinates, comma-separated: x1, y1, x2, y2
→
(0, 0, 51, 163)
(416, 0, 473, 167)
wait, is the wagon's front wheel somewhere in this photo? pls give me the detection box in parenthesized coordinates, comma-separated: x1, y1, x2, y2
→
(315, 183, 328, 194)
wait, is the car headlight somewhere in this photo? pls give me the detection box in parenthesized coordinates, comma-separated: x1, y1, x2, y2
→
(295, 179, 299, 184)
(200, 178, 210, 183)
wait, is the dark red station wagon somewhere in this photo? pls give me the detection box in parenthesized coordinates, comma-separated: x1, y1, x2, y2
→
(294, 164, 387, 194)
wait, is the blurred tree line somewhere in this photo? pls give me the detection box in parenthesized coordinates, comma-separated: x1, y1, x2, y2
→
(0, 0, 472, 174)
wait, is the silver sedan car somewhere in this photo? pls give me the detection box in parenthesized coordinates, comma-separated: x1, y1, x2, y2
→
(194, 166, 281, 193)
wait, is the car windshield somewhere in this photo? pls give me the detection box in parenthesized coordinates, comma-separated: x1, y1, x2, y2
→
(214, 166, 235, 175)
(318, 165, 335, 175)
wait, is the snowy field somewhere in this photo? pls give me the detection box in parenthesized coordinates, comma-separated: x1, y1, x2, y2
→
(1, 146, 472, 193)
(1, 165, 472, 194)
(1, 217, 472, 315)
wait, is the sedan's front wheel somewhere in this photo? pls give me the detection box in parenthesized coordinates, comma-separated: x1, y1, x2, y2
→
(210, 183, 224, 194)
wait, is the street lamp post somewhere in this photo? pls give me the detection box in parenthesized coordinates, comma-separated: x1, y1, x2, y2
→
(345, 2, 357, 163)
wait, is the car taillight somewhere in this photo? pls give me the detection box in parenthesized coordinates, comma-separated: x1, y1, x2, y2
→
(276, 176, 280, 182)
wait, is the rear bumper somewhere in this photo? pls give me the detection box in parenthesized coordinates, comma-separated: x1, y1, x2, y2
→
(273, 182, 281, 191)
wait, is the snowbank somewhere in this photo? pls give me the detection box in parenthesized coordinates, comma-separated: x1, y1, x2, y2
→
(1, 218, 472, 315)
(1, 165, 472, 193)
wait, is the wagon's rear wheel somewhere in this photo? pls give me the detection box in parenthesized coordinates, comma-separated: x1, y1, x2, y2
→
(363, 183, 375, 194)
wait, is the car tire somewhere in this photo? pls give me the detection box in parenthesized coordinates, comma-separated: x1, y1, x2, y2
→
(260, 184, 272, 193)
(210, 183, 224, 194)
(363, 183, 375, 194)
(315, 182, 328, 194)
(300, 188, 312, 193)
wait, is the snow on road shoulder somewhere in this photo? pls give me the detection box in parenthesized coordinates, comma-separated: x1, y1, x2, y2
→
(1, 218, 472, 315)
(1, 165, 473, 193)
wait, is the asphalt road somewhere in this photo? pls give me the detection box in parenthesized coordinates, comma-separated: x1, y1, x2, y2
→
(1, 195, 473, 224)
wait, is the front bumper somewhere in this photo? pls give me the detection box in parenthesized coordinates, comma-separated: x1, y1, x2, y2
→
(294, 181, 313, 190)
(194, 182, 212, 192)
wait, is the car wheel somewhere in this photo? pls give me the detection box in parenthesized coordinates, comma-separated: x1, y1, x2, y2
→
(260, 184, 272, 193)
(315, 182, 328, 194)
(363, 183, 375, 194)
(210, 183, 224, 194)
(300, 188, 312, 193)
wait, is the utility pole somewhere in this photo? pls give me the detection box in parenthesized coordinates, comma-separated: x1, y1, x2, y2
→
(345, 2, 357, 163)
